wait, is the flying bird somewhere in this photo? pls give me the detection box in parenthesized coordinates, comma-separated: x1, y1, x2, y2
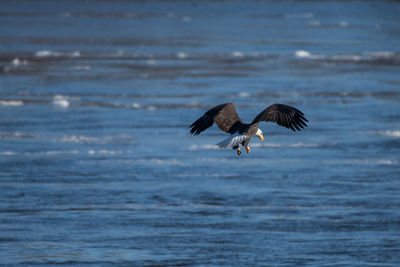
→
(189, 103, 308, 155)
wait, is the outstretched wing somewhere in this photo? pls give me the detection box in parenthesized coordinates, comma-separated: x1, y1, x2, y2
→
(251, 103, 308, 131)
(190, 103, 244, 135)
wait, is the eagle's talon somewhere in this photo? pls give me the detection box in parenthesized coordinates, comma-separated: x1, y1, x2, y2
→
(237, 148, 241, 155)
(245, 146, 250, 153)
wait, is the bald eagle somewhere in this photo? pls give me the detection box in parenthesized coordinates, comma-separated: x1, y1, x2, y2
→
(189, 103, 308, 155)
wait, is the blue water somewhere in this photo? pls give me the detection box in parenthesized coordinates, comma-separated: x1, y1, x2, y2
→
(1, 1, 400, 266)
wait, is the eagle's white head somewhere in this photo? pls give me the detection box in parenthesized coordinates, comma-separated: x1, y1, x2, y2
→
(255, 128, 264, 141)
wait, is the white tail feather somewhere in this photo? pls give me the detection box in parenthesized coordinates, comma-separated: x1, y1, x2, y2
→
(216, 134, 248, 149)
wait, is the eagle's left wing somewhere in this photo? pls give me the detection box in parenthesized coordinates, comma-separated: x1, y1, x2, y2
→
(189, 103, 245, 135)
(251, 103, 308, 131)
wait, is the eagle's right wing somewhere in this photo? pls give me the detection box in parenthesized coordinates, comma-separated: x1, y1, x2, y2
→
(189, 103, 244, 135)
(251, 103, 308, 131)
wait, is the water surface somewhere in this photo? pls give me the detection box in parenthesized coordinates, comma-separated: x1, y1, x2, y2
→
(1, 0, 400, 266)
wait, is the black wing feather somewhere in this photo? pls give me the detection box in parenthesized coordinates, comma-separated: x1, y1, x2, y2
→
(251, 103, 308, 131)
(189, 103, 245, 135)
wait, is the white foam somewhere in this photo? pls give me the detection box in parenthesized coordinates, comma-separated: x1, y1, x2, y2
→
(60, 135, 99, 144)
(232, 51, 245, 58)
(15, 132, 29, 138)
(132, 102, 141, 109)
(378, 130, 400, 138)
(45, 150, 79, 155)
(354, 158, 398, 165)
(176, 52, 187, 59)
(112, 50, 125, 57)
(252, 142, 319, 148)
(377, 159, 397, 165)
(133, 158, 183, 166)
(0, 151, 17, 155)
(152, 159, 182, 165)
(0, 132, 32, 139)
(286, 13, 314, 19)
(307, 20, 321, 27)
(239, 92, 250, 98)
(295, 50, 312, 58)
(11, 58, 28, 66)
(364, 51, 395, 58)
(333, 54, 361, 61)
(289, 143, 319, 148)
(35, 50, 81, 58)
(61, 12, 71, 18)
(146, 59, 156, 65)
(189, 142, 319, 151)
(73, 65, 91, 71)
(53, 95, 69, 107)
(1, 150, 81, 156)
(146, 105, 157, 111)
(98, 150, 119, 155)
(0, 100, 24, 106)
(35, 50, 54, 57)
(69, 51, 81, 57)
(86, 149, 121, 155)
(339, 21, 348, 27)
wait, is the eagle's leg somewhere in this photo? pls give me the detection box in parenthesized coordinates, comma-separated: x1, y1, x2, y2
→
(232, 145, 241, 155)
(241, 139, 250, 154)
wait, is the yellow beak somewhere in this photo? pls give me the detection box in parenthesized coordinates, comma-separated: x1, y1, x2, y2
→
(259, 134, 264, 141)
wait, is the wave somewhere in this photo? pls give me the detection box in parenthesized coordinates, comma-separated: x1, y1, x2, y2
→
(252, 142, 320, 148)
(11, 58, 28, 67)
(294, 50, 400, 65)
(131, 102, 141, 109)
(0, 100, 24, 106)
(35, 50, 81, 58)
(60, 135, 100, 144)
(0, 132, 34, 139)
(59, 134, 132, 144)
(87, 150, 121, 155)
(0, 95, 208, 110)
(53, 95, 69, 108)
(0, 151, 18, 155)
(0, 150, 79, 156)
(352, 158, 398, 165)
(4, 49, 396, 75)
(26, 50, 275, 63)
(188, 144, 218, 151)
(375, 130, 400, 138)
(376, 159, 398, 165)
(285, 13, 314, 19)
(0, 150, 121, 156)
(307, 20, 349, 28)
(72, 65, 91, 71)
(2, 58, 29, 73)
(295, 50, 313, 58)
(134, 158, 183, 166)
(188, 142, 319, 151)
(45, 150, 79, 155)
(176, 52, 187, 59)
